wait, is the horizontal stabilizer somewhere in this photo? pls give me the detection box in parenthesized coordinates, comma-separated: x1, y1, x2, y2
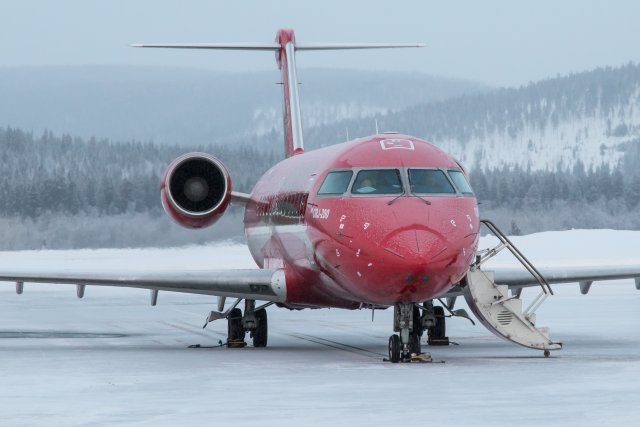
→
(130, 43, 281, 50)
(131, 30, 424, 160)
(130, 42, 424, 51)
(295, 43, 424, 50)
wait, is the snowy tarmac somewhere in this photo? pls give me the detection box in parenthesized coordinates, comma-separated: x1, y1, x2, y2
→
(1, 230, 639, 426)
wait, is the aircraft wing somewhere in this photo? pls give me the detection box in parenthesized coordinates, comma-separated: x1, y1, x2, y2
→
(494, 265, 640, 290)
(443, 264, 640, 297)
(0, 268, 287, 302)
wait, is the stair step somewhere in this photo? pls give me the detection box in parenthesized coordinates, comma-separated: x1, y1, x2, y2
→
(464, 269, 562, 351)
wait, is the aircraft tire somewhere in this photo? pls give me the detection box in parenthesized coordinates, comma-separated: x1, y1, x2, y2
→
(388, 334, 401, 363)
(252, 308, 268, 348)
(413, 305, 424, 336)
(428, 306, 446, 345)
(227, 308, 245, 343)
(409, 332, 421, 355)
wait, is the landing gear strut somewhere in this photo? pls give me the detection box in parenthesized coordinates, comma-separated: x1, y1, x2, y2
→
(387, 301, 450, 362)
(389, 303, 423, 362)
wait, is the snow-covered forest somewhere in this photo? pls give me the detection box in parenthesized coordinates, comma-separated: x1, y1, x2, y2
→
(1, 124, 639, 249)
(2, 62, 640, 249)
(0, 127, 275, 249)
(308, 62, 640, 172)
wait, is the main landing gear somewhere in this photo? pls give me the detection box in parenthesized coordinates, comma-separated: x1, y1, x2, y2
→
(227, 300, 269, 348)
(204, 299, 270, 348)
(388, 301, 449, 363)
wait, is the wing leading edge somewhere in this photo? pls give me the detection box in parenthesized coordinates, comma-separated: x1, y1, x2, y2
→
(0, 268, 287, 302)
(4, 263, 638, 301)
(494, 265, 640, 289)
(442, 264, 640, 298)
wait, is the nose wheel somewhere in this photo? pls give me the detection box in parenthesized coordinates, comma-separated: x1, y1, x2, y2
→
(388, 334, 401, 362)
(388, 302, 425, 362)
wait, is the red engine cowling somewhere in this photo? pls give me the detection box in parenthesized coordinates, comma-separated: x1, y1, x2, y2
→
(161, 152, 232, 229)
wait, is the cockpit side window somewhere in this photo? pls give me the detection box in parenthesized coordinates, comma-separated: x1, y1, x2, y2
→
(352, 169, 403, 195)
(448, 170, 474, 195)
(317, 170, 353, 195)
(408, 169, 456, 194)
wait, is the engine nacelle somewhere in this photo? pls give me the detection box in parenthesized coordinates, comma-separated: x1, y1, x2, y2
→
(161, 152, 232, 229)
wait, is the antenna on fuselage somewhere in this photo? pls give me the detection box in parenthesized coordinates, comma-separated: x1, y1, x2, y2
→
(132, 30, 423, 158)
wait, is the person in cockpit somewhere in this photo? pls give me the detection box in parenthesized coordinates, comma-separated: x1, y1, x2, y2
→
(355, 177, 376, 194)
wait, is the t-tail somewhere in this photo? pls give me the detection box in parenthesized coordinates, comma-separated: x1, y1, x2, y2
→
(132, 29, 423, 158)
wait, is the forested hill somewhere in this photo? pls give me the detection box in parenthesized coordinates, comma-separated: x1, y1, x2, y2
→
(305, 62, 640, 172)
(3, 63, 640, 249)
(0, 127, 277, 218)
(1, 125, 640, 250)
(0, 66, 486, 146)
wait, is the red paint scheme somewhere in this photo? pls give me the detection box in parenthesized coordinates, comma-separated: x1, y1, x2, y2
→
(275, 29, 302, 158)
(164, 29, 479, 310)
(244, 134, 479, 309)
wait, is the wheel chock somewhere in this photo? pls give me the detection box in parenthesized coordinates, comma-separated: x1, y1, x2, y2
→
(226, 339, 247, 348)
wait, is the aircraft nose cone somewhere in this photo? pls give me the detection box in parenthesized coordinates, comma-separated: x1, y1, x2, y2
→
(381, 228, 447, 262)
(365, 228, 453, 302)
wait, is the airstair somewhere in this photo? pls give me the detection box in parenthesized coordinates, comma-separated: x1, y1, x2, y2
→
(463, 220, 562, 355)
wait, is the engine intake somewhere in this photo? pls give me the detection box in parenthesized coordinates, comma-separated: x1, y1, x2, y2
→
(161, 153, 232, 229)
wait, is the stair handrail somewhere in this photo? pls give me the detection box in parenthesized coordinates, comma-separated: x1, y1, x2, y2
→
(477, 219, 554, 295)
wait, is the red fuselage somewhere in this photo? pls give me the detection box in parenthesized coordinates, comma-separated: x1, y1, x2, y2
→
(244, 134, 479, 309)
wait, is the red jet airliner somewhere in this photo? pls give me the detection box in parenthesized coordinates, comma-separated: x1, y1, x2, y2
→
(3, 29, 640, 362)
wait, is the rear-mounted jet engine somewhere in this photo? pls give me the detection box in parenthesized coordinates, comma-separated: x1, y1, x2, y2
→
(161, 152, 232, 228)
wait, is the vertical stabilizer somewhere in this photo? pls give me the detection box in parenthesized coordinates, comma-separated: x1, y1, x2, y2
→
(132, 31, 422, 159)
(275, 29, 304, 157)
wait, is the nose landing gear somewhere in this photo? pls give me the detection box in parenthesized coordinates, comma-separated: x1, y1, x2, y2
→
(388, 302, 448, 363)
(388, 302, 426, 362)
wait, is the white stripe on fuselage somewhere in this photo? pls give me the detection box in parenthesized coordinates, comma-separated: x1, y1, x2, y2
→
(245, 223, 311, 265)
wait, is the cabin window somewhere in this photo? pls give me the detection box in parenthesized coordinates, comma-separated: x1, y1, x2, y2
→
(408, 169, 456, 194)
(317, 170, 353, 195)
(448, 170, 474, 195)
(352, 169, 403, 195)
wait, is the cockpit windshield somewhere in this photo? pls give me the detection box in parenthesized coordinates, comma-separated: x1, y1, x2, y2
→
(408, 169, 456, 194)
(352, 169, 403, 195)
(317, 170, 353, 195)
(448, 170, 474, 195)
(316, 167, 473, 198)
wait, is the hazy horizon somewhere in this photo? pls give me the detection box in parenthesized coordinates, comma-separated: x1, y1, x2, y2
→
(1, 1, 640, 87)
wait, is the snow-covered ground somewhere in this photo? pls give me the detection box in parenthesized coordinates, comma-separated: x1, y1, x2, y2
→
(0, 230, 639, 426)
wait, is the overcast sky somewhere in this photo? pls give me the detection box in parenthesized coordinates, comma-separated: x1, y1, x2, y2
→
(1, 0, 639, 87)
